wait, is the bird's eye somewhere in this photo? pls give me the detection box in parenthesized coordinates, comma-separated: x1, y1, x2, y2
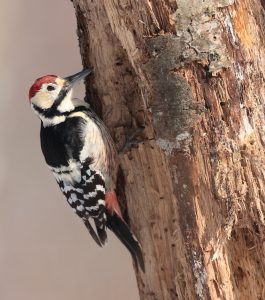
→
(47, 85, 55, 91)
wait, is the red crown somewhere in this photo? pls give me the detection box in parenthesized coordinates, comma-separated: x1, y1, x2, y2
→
(29, 75, 57, 100)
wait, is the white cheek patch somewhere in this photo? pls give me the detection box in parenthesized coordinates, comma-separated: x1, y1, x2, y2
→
(31, 83, 62, 110)
(31, 92, 54, 110)
(30, 85, 74, 127)
(31, 86, 74, 114)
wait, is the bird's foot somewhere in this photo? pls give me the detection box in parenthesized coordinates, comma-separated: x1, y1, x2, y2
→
(118, 127, 149, 153)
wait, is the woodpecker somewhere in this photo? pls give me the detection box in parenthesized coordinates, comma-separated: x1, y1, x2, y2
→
(29, 68, 144, 271)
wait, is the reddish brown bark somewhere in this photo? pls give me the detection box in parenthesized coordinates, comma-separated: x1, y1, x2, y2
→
(72, 1, 265, 299)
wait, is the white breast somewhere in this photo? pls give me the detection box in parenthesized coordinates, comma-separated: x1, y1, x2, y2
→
(69, 112, 108, 175)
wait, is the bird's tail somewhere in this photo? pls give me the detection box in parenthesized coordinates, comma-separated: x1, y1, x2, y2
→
(84, 210, 108, 247)
(107, 212, 145, 272)
(84, 219, 103, 247)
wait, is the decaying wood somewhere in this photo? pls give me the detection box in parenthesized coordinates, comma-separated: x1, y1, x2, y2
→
(72, 0, 265, 299)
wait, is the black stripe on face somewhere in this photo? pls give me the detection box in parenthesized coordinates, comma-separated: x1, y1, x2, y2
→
(32, 103, 63, 118)
(31, 84, 70, 118)
(32, 98, 90, 120)
(52, 83, 71, 108)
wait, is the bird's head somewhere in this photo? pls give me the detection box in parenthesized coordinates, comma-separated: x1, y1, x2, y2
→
(29, 69, 92, 126)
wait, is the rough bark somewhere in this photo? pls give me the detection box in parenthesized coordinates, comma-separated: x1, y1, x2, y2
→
(72, 0, 265, 299)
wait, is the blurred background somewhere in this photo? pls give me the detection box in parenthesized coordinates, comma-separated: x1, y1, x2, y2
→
(0, 1, 138, 299)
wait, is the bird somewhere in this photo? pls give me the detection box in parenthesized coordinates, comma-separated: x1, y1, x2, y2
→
(28, 68, 144, 271)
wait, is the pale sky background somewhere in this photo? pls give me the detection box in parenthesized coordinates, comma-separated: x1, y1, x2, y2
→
(0, 1, 139, 299)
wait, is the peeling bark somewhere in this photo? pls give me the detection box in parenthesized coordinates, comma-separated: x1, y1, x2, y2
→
(72, 0, 265, 299)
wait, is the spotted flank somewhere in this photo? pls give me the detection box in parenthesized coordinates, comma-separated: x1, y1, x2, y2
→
(56, 166, 107, 245)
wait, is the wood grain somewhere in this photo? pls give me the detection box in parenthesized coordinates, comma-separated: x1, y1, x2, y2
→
(72, 0, 265, 299)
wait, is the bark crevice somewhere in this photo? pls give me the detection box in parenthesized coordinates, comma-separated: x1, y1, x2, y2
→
(72, 0, 265, 299)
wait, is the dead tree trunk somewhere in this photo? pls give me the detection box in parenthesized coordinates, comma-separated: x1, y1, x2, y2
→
(72, 1, 265, 299)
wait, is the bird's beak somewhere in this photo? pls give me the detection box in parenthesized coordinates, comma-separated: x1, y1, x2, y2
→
(64, 68, 93, 86)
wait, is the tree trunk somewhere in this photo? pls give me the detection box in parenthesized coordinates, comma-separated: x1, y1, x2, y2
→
(72, 0, 265, 299)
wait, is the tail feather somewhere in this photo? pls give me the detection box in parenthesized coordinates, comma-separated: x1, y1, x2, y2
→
(107, 212, 145, 272)
(95, 219, 108, 246)
(84, 219, 103, 247)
